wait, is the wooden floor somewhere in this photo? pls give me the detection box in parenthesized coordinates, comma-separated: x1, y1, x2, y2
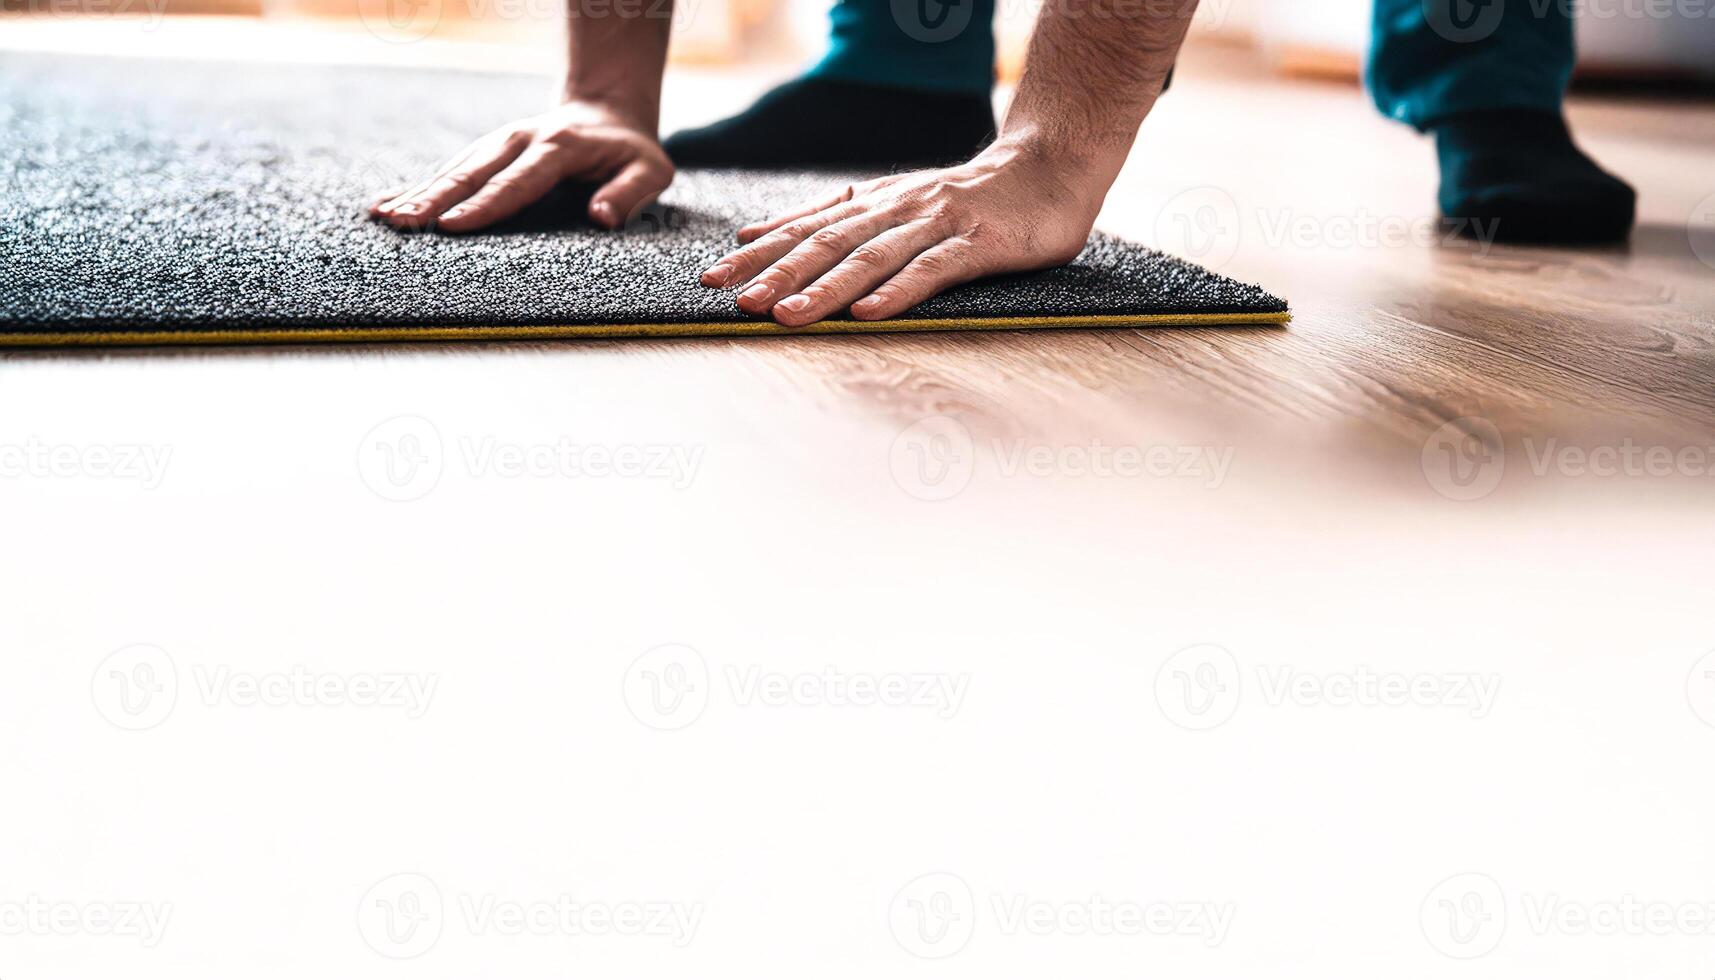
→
(4, 21, 1711, 498)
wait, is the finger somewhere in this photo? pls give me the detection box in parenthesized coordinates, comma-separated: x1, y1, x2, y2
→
(367, 185, 407, 213)
(769, 220, 946, 327)
(590, 157, 675, 230)
(435, 143, 572, 233)
(379, 135, 528, 230)
(372, 143, 489, 218)
(727, 209, 911, 317)
(730, 208, 902, 316)
(850, 238, 988, 321)
(735, 185, 855, 244)
(700, 201, 865, 293)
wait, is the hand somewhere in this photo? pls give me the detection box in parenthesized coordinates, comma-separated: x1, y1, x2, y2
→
(369, 101, 674, 233)
(699, 141, 1099, 326)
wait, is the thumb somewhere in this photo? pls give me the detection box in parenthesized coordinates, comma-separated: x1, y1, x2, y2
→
(589, 157, 675, 231)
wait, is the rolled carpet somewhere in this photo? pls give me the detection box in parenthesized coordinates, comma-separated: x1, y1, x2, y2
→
(0, 54, 1288, 347)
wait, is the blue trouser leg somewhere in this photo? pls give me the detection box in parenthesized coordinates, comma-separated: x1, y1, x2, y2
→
(806, 0, 997, 95)
(1369, 0, 1576, 130)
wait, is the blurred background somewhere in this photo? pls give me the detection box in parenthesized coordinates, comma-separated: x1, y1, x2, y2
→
(5, 0, 1715, 85)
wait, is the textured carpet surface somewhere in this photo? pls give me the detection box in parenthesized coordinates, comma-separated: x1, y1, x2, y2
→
(0, 54, 1288, 340)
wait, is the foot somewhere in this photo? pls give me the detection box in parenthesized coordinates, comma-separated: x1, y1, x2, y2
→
(1434, 110, 1636, 244)
(661, 77, 995, 171)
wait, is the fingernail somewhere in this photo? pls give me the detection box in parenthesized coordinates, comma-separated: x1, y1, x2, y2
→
(592, 201, 615, 225)
(739, 283, 773, 305)
(442, 207, 466, 220)
(703, 264, 734, 286)
(776, 295, 810, 315)
(393, 202, 419, 214)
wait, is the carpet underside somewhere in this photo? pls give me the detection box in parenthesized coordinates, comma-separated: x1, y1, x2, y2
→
(0, 54, 1289, 346)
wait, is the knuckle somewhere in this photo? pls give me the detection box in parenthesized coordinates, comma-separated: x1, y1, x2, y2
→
(912, 251, 951, 276)
(439, 171, 480, 191)
(804, 228, 847, 252)
(845, 243, 890, 268)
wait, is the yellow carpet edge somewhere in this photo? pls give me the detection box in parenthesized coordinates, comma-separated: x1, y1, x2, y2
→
(0, 312, 1291, 348)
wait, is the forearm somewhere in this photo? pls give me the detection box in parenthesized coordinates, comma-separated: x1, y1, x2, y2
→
(561, 0, 674, 133)
(999, 0, 1198, 183)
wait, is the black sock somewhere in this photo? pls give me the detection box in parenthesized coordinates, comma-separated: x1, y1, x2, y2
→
(1433, 109, 1636, 244)
(661, 77, 995, 171)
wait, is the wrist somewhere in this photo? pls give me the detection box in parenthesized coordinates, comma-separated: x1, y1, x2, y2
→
(977, 129, 1120, 216)
(557, 87, 659, 135)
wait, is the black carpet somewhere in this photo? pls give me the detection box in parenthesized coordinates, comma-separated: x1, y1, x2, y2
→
(0, 54, 1288, 345)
